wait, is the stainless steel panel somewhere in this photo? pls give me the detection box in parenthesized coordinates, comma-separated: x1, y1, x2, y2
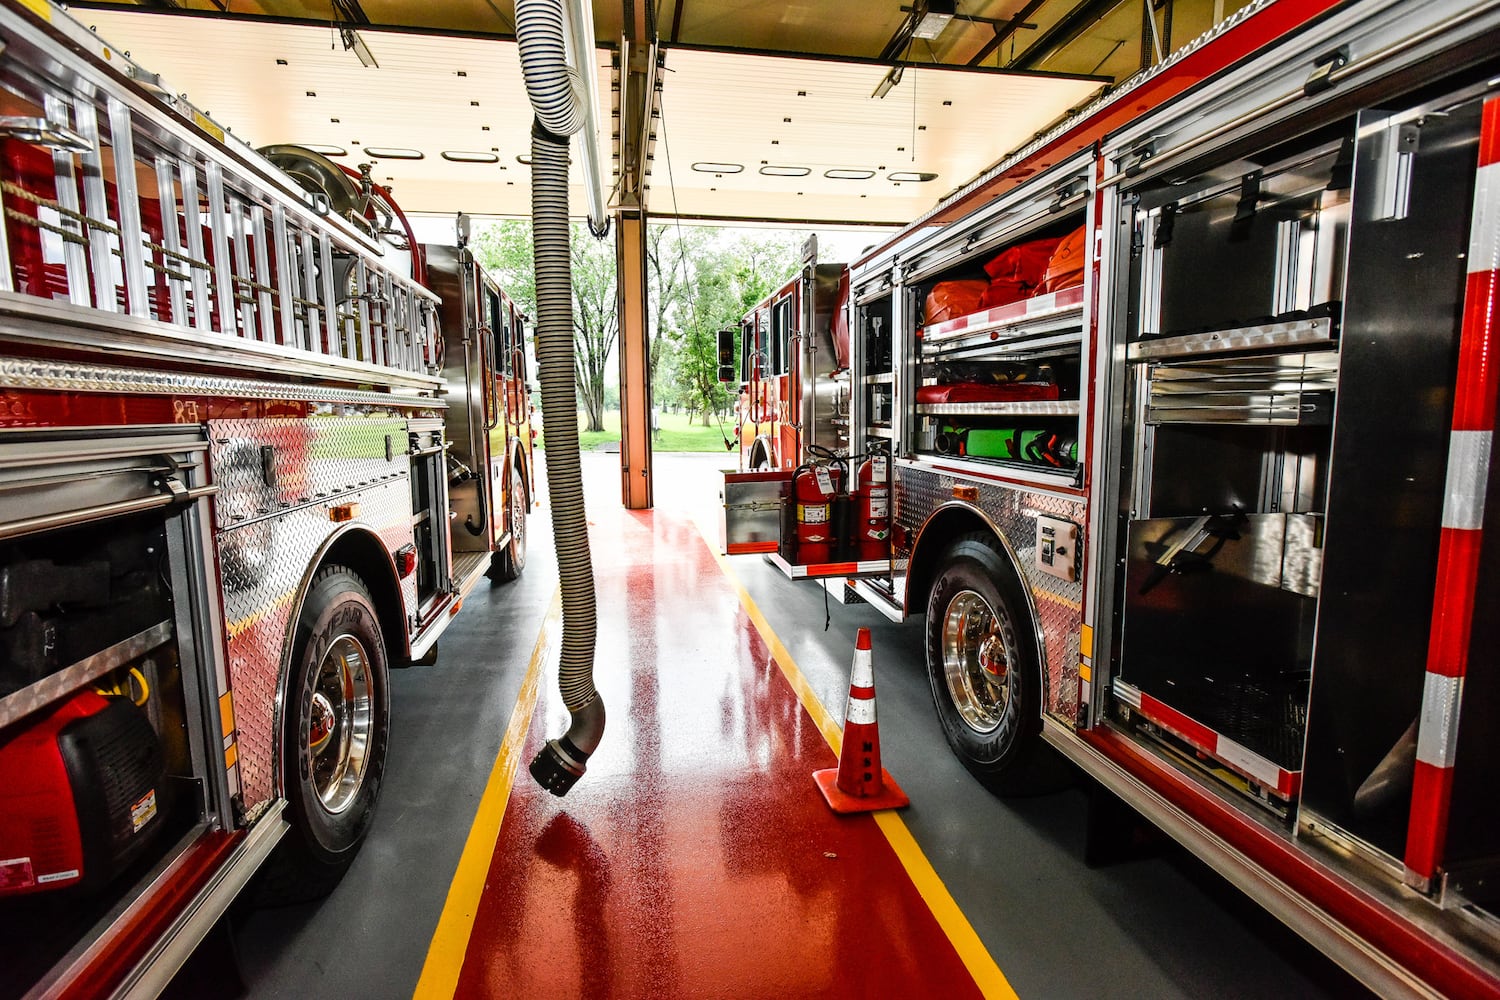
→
(895, 464, 1086, 722)
(721, 471, 789, 555)
(1146, 351, 1337, 425)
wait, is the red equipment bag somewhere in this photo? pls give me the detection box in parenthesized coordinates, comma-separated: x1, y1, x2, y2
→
(1040, 225, 1088, 293)
(915, 381, 1061, 404)
(924, 280, 988, 324)
(984, 236, 1061, 286)
(978, 278, 1030, 310)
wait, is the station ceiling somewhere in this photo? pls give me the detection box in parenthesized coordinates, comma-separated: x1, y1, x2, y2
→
(71, 1, 1247, 226)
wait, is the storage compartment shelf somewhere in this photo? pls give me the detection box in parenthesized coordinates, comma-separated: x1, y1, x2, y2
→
(1146, 350, 1337, 425)
(0, 619, 173, 730)
(866, 372, 895, 384)
(866, 426, 895, 439)
(1130, 316, 1336, 361)
(919, 400, 1081, 418)
(921, 286, 1086, 355)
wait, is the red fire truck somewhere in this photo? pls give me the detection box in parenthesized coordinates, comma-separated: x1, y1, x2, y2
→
(0, 2, 531, 995)
(725, 0, 1500, 995)
(730, 236, 850, 472)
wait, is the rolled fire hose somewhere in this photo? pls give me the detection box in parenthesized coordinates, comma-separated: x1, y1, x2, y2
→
(517, 0, 604, 796)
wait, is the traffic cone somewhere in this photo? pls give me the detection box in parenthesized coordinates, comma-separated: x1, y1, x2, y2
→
(814, 627, 909, 813)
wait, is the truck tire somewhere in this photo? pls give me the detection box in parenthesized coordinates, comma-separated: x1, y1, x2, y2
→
(925, 533, 1057, 796)
(258, 565, 390, 903)
(488, 462, 527, 582)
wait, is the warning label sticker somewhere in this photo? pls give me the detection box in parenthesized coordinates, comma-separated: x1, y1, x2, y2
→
(798, 503, 830, 525)
(37, 868, 80, 885)
(870, 496, 889, 518)
(0, 857, 35, 891)
(131, 789, 158, 833)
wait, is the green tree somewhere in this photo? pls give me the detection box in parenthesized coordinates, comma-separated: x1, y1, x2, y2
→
(470, 219, 617, 433)
(665, 230, 803, 425)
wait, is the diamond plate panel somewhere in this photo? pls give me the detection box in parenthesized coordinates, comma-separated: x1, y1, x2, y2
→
(215, 429, 414, 811)
(895, 465, 1086, 722)
(208, 416, 409, 532)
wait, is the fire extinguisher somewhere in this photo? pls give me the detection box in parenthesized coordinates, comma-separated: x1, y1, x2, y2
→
(792, 448, 845, 565)
(852, 443, 892, 562)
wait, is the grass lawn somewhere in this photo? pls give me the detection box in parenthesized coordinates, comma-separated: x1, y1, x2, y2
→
(543, 408, 736, 453)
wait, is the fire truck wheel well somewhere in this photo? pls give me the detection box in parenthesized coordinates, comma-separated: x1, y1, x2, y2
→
(749, 438, 772, 470)
(907, 506, 1020, 623)
(318, 528, 409, 662)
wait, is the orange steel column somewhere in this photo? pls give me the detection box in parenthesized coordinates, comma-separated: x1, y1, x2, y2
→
(616, 209, 653, 509)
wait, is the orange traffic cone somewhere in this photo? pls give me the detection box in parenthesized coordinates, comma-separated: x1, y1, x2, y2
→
(814, 627, 909, 813)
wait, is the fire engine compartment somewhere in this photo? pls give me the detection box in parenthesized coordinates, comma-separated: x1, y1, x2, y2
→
(0, 428, 224, 997)
(1108, 79, 1500, 892)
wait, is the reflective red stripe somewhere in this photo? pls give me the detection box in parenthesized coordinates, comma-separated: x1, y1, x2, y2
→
(1139, 693, 1217, 751)
(1453, 269, 1499, 430)
(1481, 98, 1500, 168)
(1406, 761, 1454, 886)
(1425, 527, 1483, 678)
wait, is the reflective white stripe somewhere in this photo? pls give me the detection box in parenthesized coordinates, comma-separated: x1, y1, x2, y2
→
(845, 696, 877, 726)
(1470, 162, 1500, 276)
(1442, 430, 1493, 530)
(1215, 737, 1282, 790)
(849, 647, 873, 688)
(1416, 672, 1465, 769)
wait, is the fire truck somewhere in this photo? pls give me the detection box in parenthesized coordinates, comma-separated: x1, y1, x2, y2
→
(725, 0, 1500, 994)
(0, 2, 532, 995)
(731, 239, 849, 473)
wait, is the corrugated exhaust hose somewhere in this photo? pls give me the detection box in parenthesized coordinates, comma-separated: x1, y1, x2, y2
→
(517, 0, 604, 796)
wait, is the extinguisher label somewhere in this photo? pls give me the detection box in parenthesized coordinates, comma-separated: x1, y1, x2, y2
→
(0, 857, 36, 891)
(798, 503, 830, 524)
(814, 466, 834, 495)
(871, 495, 889, 518)
(131, 789, 158, 833)
(873, 455, 888, 480)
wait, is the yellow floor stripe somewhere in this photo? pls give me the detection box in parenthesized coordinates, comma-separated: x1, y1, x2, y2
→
(411, 589, 557, 1000)
(702, 532, 1020, 1000)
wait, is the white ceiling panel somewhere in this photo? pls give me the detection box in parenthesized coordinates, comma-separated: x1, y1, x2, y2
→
(80, 10, 1101, 225)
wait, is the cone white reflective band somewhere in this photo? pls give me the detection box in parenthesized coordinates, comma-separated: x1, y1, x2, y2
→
(1470, 161, 1500, 275)
(845, 695, 877, 726)
(1416, 672, 1465, 769)
(1441, 430, 1492, 530)
(849, 646, 873, 688)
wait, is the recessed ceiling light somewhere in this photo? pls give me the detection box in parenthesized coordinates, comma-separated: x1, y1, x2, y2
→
(517, 154, 533, 165)
(276, 58, 288, 66)
(305, 91, 316, 97)
(825, 168, 875, 180)
(442, 150, 500, 163)
(692, 162, 744, 174)
(759, 165, 810, 177)
(887, 171, 937, 182)
(297, 144, 347, 156)
(364, 147, 423, 160)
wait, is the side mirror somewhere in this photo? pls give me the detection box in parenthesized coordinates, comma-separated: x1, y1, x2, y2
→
(716, 329, 737, 383)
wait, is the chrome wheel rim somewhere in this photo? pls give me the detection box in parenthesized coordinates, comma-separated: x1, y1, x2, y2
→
(308, 633, 373, 814)
(509, 468, 526, 565)
(940, 589, 1014, 734)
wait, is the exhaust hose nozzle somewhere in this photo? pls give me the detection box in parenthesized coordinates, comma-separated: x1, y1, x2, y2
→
(529, 736, 590, 797)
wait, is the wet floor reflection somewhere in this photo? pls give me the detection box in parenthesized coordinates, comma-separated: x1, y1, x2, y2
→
(453, 495, 981, 999)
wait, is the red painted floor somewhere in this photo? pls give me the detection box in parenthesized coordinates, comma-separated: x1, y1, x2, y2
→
(451, 502, 984, 999)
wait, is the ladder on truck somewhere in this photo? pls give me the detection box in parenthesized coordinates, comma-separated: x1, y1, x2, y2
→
(0, 2, 438, 385)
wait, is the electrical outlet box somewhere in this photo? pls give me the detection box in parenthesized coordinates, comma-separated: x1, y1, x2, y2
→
(1035, 516, 1079, 581)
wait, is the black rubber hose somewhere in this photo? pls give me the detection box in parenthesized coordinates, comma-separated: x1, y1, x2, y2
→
(517, 0, 604, 796)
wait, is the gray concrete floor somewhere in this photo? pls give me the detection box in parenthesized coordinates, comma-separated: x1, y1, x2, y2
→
(220, 450, 1371, 998)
